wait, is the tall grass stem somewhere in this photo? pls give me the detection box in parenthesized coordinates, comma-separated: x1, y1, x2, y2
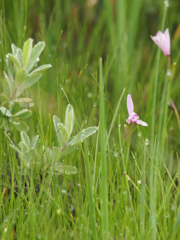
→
(150, 4, 167, 239)
(99, 58, 109, 239)
(84, 137, 97, 240)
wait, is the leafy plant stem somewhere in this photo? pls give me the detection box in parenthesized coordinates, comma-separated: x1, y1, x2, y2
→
(10, 87, 17, 101)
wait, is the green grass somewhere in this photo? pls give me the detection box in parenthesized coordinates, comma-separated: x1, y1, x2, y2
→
(1, 0, 180, 239)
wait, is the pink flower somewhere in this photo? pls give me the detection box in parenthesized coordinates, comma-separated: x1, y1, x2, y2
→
(151, 28, 170, 56)
(126, 94, 148, 127)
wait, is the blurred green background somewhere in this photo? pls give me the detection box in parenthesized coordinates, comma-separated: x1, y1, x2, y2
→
(1, 0, 180, 154)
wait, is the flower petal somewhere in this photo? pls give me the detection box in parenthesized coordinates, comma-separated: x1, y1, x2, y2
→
(164, 28, 170, 55)
(136, 119, 148, 126)
(151, 29, 170, 56)
(127, 94, 134, 115)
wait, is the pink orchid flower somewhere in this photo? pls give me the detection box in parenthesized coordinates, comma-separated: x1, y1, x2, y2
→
(151, 28, 170, 56)
(126, 94, 148, 127)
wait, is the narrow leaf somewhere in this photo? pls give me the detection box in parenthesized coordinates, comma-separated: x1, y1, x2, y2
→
(106, 88, 125, 146)
(172, 206, 180, 238)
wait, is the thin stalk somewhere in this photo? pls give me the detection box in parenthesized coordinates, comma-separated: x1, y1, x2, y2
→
(84, 137, 97, 240)
(150, 4, 167, 239)
(106, 88, 125, 146)
(126, 123, 133, 168)
(99, 58, 109, 239)
(154, 56, 171, 221)
(93, 125, 99, 192)
(117, 0, 126, 91)
(96, 89, 125, 193)
(161, 56, 171, 153)
(10, 151, 15, 210)
(140, 140, 147, 240)
(154, 74, 168, 199)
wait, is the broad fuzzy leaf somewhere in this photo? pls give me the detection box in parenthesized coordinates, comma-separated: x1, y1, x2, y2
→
(28, 64, 52, 76)
(26, 41, 45, 72)
(53, 115, 62, 147)
(67, 126, 98, 146)
(11, 44, 23, 67)
(60, 143, 79, 158)
(0, 106, 13, 117)
(6, 57, 14, 81)
(11, 43, 18, 55)
(65, 104, 74, 137)
(15, 109, 32, 119)
(16, 49, 23, 67)
(15, 68, 28, 85)
(22, 38, 33, 68)
(54, 163, 77, 175)
(51, 146, 61, 162)
(10, 143, 27, 159)
(3, 72, 17, 100)
(18, 141, 29, 152)
(3, 73, 11, 99)
(12, 120, 29, 132)
(8, 54, 21, 70)
(20, 131, 30, 149)
(17, 73, 42, 97)
(13, 98, 32, 103)
(58, 123, 69, 145)
(30, 135, 39, 148)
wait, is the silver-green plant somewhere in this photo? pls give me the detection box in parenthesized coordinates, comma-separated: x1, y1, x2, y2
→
(53, 104, 98, 158)
(0, 38, 52, 132)
(8, 104, 98, 176)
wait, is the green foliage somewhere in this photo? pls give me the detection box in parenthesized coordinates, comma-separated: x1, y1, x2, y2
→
(8, 104, 98, 176)
(0, 38, 52, 132)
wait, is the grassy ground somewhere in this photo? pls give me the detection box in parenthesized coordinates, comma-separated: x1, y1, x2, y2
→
(1, 0, 180, 239)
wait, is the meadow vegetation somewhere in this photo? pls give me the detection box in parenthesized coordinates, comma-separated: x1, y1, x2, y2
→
(1, 0, 180, 239)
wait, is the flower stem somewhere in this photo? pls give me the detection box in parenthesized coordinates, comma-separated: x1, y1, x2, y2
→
(126, 123, 133, 168)
(150, 4, 168, 239)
